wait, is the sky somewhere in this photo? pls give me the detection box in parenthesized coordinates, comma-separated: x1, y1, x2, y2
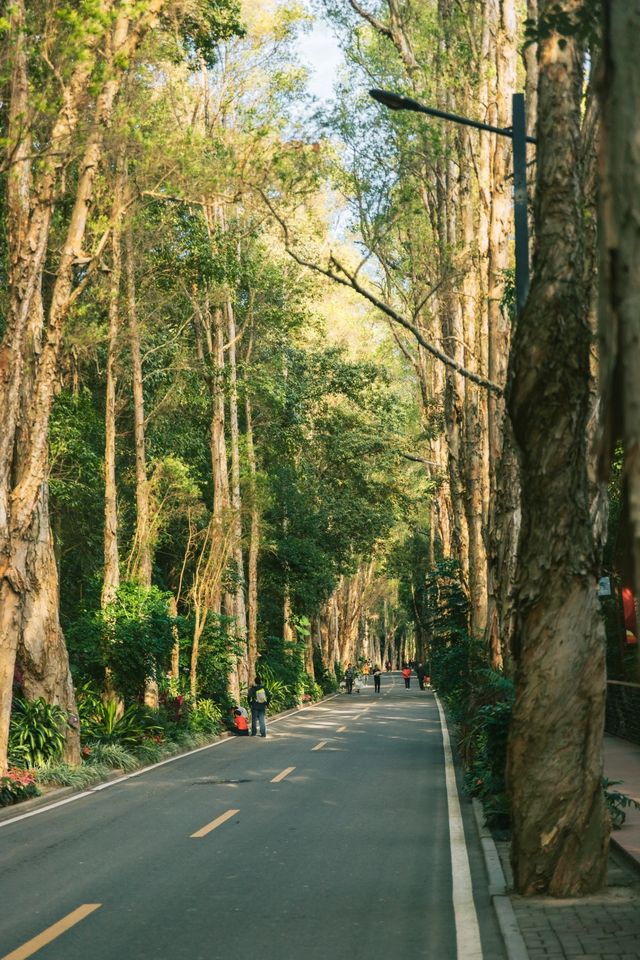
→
(295, 11, 344, 102)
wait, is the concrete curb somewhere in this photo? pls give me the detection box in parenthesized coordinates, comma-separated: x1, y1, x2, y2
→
(610, 835, 640, 877)
(472, 798, 530, 960)
(0, 692, 339, 824)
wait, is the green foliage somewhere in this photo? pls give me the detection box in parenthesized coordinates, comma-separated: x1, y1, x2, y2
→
(67, 582, 176, 700)
(8, 698, 68, 768)
(426, 563, 513, 830)
(187, 699, 223, 735)
(84, 742, 140, 772)
(313, 648, 339, 694)
(257, 635, 306, 709)
(178, 614, 240, 708)
(0, 768, 40, 807)
(602, 778, 640, 830)
(80, 700, 161, 747)
(36, 760, 109, 788)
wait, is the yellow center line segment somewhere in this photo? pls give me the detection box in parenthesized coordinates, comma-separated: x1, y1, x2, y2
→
(312, 740, 328, 751)
(191, 808, 239, 838)
(271, 766, 296, 783)
(336, 725, 347, 733)
(1, 904, 102, 960)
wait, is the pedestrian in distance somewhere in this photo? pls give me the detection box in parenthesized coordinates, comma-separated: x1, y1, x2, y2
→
(373, 664, 382, 693)
(402, 664, 411, 689)
(248, 677, 271, 737)
(362, 661, 370, 684)
(344, 663, 355, 694)
(416, 662, 425, 691)
(385, 659, 392, 672)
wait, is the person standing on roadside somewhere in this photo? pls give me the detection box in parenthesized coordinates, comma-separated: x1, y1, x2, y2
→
(402, 664, 411, 689)
(373, 664, 382, 694)
(345, 663, 355, 694)
(248, 676, 271, 737)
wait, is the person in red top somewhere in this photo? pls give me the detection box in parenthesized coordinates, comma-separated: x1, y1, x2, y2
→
(232, 706, 249, 735)
(402, 664, 411, 688)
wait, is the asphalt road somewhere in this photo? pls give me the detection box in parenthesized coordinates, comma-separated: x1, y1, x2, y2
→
(0, 675, 506, 960)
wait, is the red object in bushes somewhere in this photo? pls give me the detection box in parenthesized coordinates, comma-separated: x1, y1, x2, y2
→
(622, 586, 638, 644)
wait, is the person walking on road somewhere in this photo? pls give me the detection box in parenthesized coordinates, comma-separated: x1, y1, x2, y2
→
(385, 659, 392, 672)
(402, 664, 411, 689)
(416, 662, 425, 691)
(373, 664, 382, 693)
(248, 677, 271, 737)
(345, 663, 355, 694)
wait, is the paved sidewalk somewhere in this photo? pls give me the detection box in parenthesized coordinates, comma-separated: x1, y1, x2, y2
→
(492, 735, 640, 960)
(605, 734, 640, 867)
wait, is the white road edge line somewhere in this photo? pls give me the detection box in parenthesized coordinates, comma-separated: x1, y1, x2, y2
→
(434, 692, 483, 960)
(0, 694, 340, 829)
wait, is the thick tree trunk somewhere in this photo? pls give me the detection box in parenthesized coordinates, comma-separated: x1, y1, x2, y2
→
(506, 2, 609, 896)
(17, 482, 80, 763)
(0, 0, 170, 773)
(599, 4, 640, 603)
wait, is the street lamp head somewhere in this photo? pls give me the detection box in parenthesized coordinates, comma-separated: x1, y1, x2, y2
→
(369, 88, 409, 111)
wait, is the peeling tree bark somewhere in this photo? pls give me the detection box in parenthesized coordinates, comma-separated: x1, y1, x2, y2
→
(598, 3, 640, 604)
(506, 0, 609, 896)
(0, 2, 169, 772)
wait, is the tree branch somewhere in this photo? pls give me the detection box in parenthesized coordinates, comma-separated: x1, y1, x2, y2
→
(257, 191, 502, 396)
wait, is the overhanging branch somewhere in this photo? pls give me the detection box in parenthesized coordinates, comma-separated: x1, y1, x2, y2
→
(257, 191, 502, 396)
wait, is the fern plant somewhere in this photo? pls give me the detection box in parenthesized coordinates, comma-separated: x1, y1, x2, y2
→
(8, 698, 67, 768)
(81, 699, 161, 746)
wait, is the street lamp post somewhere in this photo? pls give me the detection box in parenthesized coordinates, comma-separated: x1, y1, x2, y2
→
(369, 88, 535, 317)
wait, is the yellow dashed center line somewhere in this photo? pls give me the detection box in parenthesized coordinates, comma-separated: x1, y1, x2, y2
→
(271, 766, 296, 783)
(1, 904, 102, 960)
(191, 808, 239, 838)
(311, 740, 328, 751)
(336, 725, 347, 733)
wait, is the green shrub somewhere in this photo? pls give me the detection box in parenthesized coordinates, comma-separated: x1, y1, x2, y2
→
(302, 675, 324, 702)
(81, 699, 161, 746)
(0, 768, 40, 806)
(602, 778, 640, 829)
(84, 742, 140, 771)
(36, 761, 107, 788)
(66, 582, 176, 700)
(187, 699, 223, 734)
(8, 698, 68, 768)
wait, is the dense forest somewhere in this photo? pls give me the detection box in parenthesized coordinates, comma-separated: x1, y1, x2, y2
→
(1, 0, 640, 900)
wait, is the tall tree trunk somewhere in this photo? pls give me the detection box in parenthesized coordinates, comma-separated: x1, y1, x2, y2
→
(101, 192, 123, 609)
(225, 299, 248, 692)
(506, 1, 609, 896)
(245, 393, 260, 684)
(485, 0, 519, 670)
(0, 0, 171, 773)
(124, 223, 159, 708)
(125, 225, 153, 589)
(599, 4, 640, 605)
